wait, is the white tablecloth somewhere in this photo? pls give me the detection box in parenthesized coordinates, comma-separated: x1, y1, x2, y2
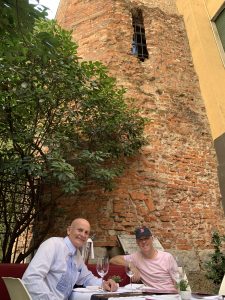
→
(109, 296, 223, 300)
(69, 287, 223, 300)
(69, 287, 126, 300)
(69, 290, 95, 300)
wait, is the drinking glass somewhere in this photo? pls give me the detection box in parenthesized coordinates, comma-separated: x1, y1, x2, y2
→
(96, 257, 109, 289)
(125, 261, 134, 290)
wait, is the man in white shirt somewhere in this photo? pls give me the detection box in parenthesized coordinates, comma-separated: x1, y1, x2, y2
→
(110, 226, 178, 292)
(22, 218, 117, 300)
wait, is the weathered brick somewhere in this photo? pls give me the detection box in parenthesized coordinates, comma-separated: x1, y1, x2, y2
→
(52, 0, 225, 267)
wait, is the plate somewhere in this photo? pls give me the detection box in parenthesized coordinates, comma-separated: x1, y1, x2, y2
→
(123, 284, 144, 290)
(73, 287, 101, 293)
(86, 286, 101, 290)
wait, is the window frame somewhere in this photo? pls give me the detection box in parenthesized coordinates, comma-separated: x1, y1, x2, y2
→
(131, 8, 149, 62)
(211, 2, 225, 66)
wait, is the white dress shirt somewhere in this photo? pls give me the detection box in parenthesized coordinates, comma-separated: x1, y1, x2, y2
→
(22, 237, 101, 300)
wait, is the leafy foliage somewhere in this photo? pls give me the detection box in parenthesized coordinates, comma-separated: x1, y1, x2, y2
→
(110, 275, 122, 283)
(1, 19, 145, 192)
(205, 231, 225, 286)
(0, 0, 47, 35)
(177, 279, 189, 291)
(0, 1, 145, 262)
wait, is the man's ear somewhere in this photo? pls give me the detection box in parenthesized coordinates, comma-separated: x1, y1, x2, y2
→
(67, 226, 71, 235)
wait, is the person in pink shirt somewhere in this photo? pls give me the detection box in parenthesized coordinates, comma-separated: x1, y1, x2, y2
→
(110, 227, 178, 292)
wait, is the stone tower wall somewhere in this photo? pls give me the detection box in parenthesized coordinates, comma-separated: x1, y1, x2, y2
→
(55, 0, 225, 270)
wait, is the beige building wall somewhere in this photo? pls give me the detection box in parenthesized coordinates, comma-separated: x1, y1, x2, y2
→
(176, 0, 225, 139)
(176, 0, 225, 209)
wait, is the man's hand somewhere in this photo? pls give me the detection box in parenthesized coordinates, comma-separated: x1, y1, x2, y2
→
(103, 279, 118, 292)
(130, 266, 141, 282)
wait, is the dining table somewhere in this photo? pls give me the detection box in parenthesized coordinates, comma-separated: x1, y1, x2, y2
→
(69, 285, 224, 300)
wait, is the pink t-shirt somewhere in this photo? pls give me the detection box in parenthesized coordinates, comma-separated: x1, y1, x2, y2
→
(125, 250, 178, 292)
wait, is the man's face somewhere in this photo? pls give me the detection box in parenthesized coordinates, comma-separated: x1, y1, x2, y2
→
(67, 218, 90, 248)
(136, 236, 153, 255)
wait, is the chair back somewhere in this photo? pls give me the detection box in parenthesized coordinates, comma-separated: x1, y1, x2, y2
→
(219, 274, 225, 295)
(2, 277, 31, 300)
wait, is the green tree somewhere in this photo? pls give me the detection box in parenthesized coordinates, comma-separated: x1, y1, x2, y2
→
(0, 1, 145, 262)
(0, 0, 48, 36)
(205, 231, 225, 287)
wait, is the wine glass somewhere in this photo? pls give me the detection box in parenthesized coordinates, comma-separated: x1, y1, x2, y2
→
(96, 257, 109, 289)
(125, 261, 134, 290)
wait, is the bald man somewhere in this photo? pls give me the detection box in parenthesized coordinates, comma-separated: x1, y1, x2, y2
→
(22, 218, 117, 300)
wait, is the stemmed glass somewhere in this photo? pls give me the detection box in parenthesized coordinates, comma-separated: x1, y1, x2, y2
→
(125, 260, 134, 290)
(174, 257, 185, 290)
(174, 268, 184, 285)
(96, 257, 109, 289)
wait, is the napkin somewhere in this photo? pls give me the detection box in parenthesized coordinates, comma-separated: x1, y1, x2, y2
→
(81, 238, 94, 260)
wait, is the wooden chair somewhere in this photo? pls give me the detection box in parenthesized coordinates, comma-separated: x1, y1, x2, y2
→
(2, 277, 31, 300)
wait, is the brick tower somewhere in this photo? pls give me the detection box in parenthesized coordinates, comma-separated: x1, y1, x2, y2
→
(55, 0, 225, 271)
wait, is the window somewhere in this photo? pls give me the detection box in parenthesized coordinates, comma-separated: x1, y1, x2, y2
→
(131, 8, 149, 62)
(214, 6, 225, 52)
(212, 3, 225, 64)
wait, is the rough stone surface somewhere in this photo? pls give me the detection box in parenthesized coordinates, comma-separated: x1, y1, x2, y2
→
(54, 0, 225, 271)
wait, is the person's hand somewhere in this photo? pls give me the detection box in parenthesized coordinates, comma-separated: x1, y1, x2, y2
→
(103, 279, 118, 292)
(130, 266, 141, 282)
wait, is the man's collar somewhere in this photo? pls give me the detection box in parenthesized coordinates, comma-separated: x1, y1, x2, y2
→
(141, 248, 158, 259)
(64, 236, 76, 255)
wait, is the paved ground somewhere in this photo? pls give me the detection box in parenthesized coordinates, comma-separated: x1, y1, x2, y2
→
(188, 271, 218, 294)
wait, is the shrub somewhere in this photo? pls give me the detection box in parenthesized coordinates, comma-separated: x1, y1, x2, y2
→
(205, 231, 225, 286)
